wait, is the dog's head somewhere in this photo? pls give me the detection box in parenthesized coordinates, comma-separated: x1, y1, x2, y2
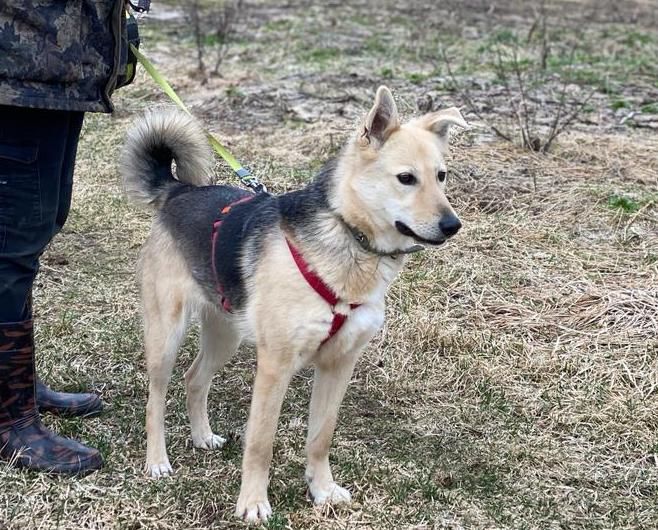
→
(335, 86, 467, 253)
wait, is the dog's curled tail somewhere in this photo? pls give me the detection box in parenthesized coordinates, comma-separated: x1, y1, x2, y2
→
(121, 109, 213, 208)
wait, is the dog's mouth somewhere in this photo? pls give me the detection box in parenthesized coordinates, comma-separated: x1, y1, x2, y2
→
(395, 221, 446, 246)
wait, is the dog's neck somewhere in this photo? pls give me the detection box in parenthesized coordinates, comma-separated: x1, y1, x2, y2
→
(335, 216, 425, 258)
(278, 162, 404, 303)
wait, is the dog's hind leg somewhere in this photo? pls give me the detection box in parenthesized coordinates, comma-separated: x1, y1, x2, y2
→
(141, 248, 189, 477)
(305, 352, 359, 505)
(185, 307, 241, 450)
(144, 302, 188, 477)
(144, 306, 188, 478)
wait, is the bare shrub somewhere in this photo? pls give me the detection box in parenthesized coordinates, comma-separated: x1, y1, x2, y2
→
(184, 0, 243, 82)
(440, 8, 594, 153)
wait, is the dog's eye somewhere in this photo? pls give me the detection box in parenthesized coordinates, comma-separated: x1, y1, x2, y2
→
(397, 173, 417, 185)
(437, 170, 447, 182)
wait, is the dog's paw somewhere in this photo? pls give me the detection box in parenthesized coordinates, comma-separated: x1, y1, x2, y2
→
(146, 461, 173, 478)
(235, 495, 272, 524)
(309, 482, 352, 505)
(193, 433, 226, 450)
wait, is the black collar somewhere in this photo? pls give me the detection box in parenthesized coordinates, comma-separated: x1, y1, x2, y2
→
(337, 216, 425, 259)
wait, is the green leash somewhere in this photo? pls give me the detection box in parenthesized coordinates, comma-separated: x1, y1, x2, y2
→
(130, 44, 264, 193)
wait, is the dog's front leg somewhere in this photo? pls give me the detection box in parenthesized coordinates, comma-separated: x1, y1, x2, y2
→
(235, 349, 294, 524)
(305, 350, 360, 506)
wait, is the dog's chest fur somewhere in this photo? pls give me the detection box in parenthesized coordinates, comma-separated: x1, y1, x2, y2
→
(293, 215, 406, 304)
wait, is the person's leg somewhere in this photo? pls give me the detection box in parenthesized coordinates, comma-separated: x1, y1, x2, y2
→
(0, 105, 102, 474)
(0, 107, 60, 322)
(27, 111, 103, 417)
(54, 112, 83, 235)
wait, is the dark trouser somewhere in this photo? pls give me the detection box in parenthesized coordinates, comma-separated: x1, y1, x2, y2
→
(0, 106, 84, 322)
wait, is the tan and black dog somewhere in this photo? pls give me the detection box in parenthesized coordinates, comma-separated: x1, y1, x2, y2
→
(121, 86, 467, 523)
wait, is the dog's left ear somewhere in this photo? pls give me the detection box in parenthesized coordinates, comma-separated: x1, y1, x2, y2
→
(419, 107, 469, 140)
(361, 86, 400, 147)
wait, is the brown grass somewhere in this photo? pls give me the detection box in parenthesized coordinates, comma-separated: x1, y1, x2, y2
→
(1, 1, 657, 529)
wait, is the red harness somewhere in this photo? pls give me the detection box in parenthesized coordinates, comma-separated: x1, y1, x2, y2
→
(211, 197, 360, 344)
(211, 195, 255, 312)
(285, 240, 361, 345)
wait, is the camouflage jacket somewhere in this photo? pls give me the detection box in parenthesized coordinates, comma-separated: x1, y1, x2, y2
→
(0, 0, 127, 113)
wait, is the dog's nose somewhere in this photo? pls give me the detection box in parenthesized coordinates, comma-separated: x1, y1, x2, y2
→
(439, 214, 462, 238)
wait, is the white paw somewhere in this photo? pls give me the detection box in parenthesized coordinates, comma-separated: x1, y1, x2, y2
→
(235, 496, 272, 524)
(310, 482, 352, 505)
(193, 433, 226, 450)
(146, 461, 173, 478)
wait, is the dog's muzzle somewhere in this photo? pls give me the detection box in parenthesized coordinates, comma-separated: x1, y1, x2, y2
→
(395, 213, 462, 245)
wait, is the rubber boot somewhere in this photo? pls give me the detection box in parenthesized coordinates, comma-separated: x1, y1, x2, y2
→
(36, 379, 103, 417)
(0, 320, 103, 475)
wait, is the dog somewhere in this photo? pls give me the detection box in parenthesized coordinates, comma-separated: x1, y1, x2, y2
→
(121, 86, 467, 523)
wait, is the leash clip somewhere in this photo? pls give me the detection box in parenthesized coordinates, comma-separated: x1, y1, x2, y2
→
(236, 167, 267, 194)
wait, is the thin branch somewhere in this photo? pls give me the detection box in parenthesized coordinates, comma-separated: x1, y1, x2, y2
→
(439, 47, 513, 142)
(542, 89, 595, 152)
(544, 46, 576, 149)
(511, 47, 534, 148)
(494, 45, 527, 146)
(186, 0, 206, 75)
(211, 0, 243, 75)
(441, 24, 593, 154)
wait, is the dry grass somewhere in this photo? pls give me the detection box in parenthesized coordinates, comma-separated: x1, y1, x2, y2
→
(1, 1, 657, 529)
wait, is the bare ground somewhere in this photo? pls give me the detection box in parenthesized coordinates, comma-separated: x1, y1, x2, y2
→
(1, 1, 657, 529)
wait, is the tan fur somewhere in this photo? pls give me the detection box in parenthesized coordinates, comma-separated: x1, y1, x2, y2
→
(134, 86, 467, 523)
(331, 101, 464, 254)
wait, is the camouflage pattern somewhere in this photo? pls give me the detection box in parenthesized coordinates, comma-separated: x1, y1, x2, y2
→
(0, 0, 127, 113)
(0, 320, 103, 475)
(0, 319, 35, 431)
(36, 379, 103, 417)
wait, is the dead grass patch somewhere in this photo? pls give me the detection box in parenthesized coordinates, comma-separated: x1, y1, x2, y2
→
(2, 1, 657, 529)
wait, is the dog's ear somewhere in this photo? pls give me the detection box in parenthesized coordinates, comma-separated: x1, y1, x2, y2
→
(361, 86, 400, 147)
(420, 107, 468, 140)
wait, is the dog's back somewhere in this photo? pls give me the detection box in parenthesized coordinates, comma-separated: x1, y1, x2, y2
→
(121, 109, 267, 308)
(163, 187, 272, 309)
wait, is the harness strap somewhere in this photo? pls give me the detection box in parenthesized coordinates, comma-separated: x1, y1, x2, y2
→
(286, 240, 339, 306)
(285, 239, 360, 345)
(211, 200, 360, 345)
(211, 195, 255, 312)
